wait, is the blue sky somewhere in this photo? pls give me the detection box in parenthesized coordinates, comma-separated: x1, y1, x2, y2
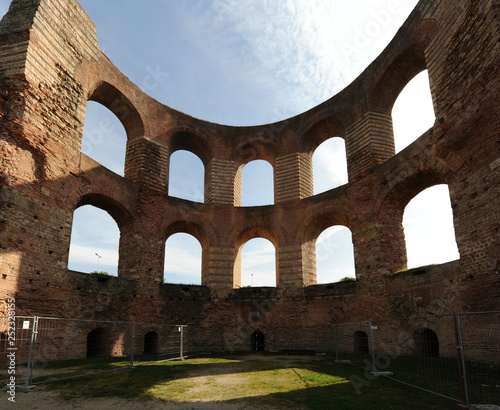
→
(1, 0, 460, 285)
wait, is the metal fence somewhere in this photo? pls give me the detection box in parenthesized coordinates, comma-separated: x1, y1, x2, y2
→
(1, 312, 498, 407)
(332, 312, 500, 407)
(0, 316, 187, 386)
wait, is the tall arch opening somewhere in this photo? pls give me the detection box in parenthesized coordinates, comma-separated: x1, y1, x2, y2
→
(168, 150, 205, 202)
(81, 101, 127, 175)
(68, 205, 120, 276)
(414, 328, 439, 357)
(164, 233, 202, 285)
(392, 70, 435, 153)
(403, 185, 459, 269)
(312, 137, 348, 194)
(241, 160, 274, 206)
(241, 237, 276, 287)
(316, 226, 355, 283)
(87, 328, 106, 358)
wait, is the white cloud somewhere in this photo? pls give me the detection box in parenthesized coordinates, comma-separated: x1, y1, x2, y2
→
(164, 234, 202, 284)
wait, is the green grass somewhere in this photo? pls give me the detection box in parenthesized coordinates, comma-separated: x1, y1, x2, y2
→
(41, 355, 456, 409)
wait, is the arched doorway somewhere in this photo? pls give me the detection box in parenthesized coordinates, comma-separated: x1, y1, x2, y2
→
(251, 330, 265, 351)
(353, 331, 369, 354)
(86, 328, 106, 358)
(143, 331, 158, 355)
(414, 328, 439, 357)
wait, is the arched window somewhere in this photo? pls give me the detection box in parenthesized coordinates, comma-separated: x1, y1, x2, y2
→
(316, 226, 355, 283)
(414, 328, 439, 357)
(392, 70, 435, 153)
(87, 328, 106, 358)
(68, 205, 120, 276)
(168, 150, 204, 202)
(241, 160, 274, 206)
(164, 233, 202, 285)
(81, 101, 127, 175)
(353, 331, 369, 354)
(403, 185, 459, 269)
(313, 137, 348, 194)
(241, 238, 276, 287)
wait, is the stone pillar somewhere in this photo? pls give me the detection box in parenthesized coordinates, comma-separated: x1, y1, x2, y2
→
(275, 153, 313, 203)
(278, 242, 316, 290)
(125, 138, 169, 191)
(345, 112, 395, 180)
(203, 246, 237, 296)
(205, 158, 240, 205)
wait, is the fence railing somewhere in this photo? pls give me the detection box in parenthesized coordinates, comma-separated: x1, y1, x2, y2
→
(0, 316, 187, 386)
(332, 312, 500, 407)
(1, 312, 498, 407)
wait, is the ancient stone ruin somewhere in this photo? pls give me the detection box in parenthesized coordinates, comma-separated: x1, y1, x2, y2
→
(0, 0, 498, 358)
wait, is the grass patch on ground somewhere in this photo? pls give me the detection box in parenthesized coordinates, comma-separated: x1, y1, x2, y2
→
(41, 354, 457, 409)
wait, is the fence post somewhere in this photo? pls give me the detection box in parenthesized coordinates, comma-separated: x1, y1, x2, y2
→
(454, 312, 469, 405)
(129, 322, 135, 368)
(179, 325, 184, 360)
(368, 320, 377, 373)
(25, 316, 39, 386)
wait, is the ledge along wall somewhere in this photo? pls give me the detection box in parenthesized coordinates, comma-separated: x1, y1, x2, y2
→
(0, 0, 498, 355)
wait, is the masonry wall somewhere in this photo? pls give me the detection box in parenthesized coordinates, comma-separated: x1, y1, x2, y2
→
(0, 0, 498, 357)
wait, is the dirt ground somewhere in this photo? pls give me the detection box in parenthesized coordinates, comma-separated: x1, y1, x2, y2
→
(7, 355, 314, 410)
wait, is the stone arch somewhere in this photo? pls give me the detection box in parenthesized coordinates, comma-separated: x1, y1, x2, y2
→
(88, 81, 144, 140)
(168, 130, 212, 167)
(301, 117, 346, 155)
(235, 226, 279, 288)
(76, 193, 133, 229)
(369, 44, 428, 114)
(353, 330, 369, 354)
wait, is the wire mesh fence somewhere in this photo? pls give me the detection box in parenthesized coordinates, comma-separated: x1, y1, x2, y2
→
(0, 312, 498, 407)
(332, 312, 500, 407)
(0, 316, 187, 386)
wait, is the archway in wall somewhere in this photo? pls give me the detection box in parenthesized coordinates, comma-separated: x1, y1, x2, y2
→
(251, 330, 265, 351)
(241, 160, 274, 206)
(241, 238, 276, 287)
(403, 185, 459, 269)
(312, 137, 348, 194)
(414, 328, 439, 357)
(316, 226, 355, 283)
(68, 205, 120, 276)
(168, 150, 205, 202)
(164, 233, 202, 285)
(392, 70, 435, 153)
(353, 331, 369, 354)
(81, 101, 127, 175)
(143, 331, 159, 355)
(87, 328, 106, 358)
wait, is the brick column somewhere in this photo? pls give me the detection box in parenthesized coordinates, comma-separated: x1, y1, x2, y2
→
(278, 242, 316, 290)
(205, 158, 240, 205)
(124, 138, 169, 192)
(203, 246, 237, 296)
(352, 219, 406, 291)
(275, 153, 313, 203)
(345, 112, 395, 180)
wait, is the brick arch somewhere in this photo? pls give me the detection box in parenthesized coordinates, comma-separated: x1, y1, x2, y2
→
(368, 44, 428, 114)
(163, 220, 208, 248)
(76, 193, 133, 229)
(302, 211, 352, 245)
(301, 117, 346, 154)
(377, 157, 453, 216)
(232, 132, 278, 165)
(236, 226, 279, 249)
(168, 130, 212, 167)
(87, 81, 144, 140)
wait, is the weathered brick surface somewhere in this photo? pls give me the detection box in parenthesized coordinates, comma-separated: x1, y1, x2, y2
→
(0, 0, 498, 357)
